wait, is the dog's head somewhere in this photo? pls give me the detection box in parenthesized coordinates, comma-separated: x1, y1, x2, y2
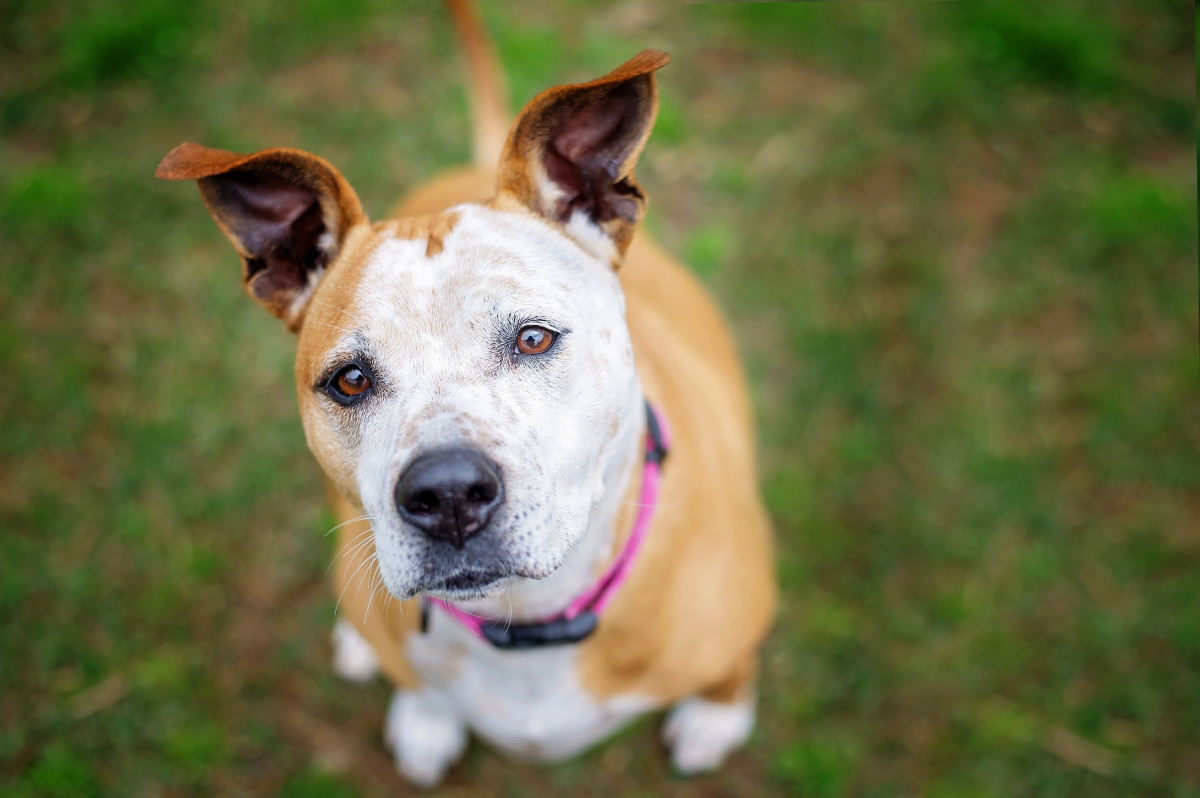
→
(158, 51, 670, 601)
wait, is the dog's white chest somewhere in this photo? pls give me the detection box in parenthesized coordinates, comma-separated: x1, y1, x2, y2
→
(405, 614, 655, 760)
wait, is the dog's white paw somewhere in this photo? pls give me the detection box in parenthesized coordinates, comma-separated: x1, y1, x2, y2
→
(661, 695, 755, 775)
(331, 618, 379, 683)
(384, 688, 468, 788)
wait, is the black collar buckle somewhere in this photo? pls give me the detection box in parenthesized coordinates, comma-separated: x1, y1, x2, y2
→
(479, 611, 599, 649)
(644, 401, 669, 465)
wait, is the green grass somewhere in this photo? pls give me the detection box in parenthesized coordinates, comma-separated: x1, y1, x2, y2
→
(1, 1, 1196, 796)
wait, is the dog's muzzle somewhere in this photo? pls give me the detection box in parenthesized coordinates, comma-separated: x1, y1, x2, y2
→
(395, 447, 503, 548)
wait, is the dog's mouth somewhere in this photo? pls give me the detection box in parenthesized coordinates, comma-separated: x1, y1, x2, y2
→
(423, 567, 512, 601)
(375, 512, 569, 603)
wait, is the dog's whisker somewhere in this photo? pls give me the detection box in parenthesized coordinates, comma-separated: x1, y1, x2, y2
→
(326, 528, 377, 577)
(329, 514, 375, 533)
(325, 514, 376, 536)
(359, 555, 381, 612)
(379, 577, 395, 618)
(341, 526, 377, 547)
(363, 564, 382, 624)
(352, 552, 378, 602)
(382, 585, 396, 624)
(370, 571, 395, 625)
(329, 527, 376, 560)
(337, 532, 378, 562)
(391, 595, 404, 622)
(355, 558, 377, 618)
(335, 550, 378, 616)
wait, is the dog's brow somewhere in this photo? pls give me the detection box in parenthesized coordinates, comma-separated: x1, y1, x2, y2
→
(309, 319, 358, 337)
(312, 299, 364, 324)
(318, 330, 370, 373)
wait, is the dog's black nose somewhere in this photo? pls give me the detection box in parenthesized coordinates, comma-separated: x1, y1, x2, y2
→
(396, 448, 503, 548)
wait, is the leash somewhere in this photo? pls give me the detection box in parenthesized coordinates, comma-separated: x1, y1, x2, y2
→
(422, 402, 670, 650)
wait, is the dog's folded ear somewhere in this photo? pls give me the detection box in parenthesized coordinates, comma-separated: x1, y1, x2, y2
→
(156, 143, 365, 330)
(495, 49, 670, 261)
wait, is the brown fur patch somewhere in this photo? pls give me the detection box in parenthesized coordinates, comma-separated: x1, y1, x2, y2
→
(378, 212, 462, 259)
(699, 654, 758, 704)
(574, 231, 775, 702)
(327, 487, 423, 689)
(291, 223, 389, 506)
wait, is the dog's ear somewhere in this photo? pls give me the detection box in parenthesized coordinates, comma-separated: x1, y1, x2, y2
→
(156, 143, 366, 330)
(495, 50, 670, 261)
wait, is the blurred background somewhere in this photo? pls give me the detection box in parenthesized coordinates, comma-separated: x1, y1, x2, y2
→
(1, 1, 1196, 796)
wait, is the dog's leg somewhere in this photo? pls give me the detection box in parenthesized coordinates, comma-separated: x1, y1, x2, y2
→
(662, 695, 756, 774)
(661, 656, 758, 774)
(384, 688, 469, 788)
(331, 617, 381, 683)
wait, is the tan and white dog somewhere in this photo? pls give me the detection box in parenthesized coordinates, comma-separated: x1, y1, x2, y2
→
(158, 6, 774, 787)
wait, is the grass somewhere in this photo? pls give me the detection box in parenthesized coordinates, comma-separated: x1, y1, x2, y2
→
(1, 0, 1196, 796)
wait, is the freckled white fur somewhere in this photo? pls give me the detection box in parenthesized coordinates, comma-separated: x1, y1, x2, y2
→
(327, 203, 645, 617)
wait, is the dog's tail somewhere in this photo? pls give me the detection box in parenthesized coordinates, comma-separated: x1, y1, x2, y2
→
(447, 0, 509, 171)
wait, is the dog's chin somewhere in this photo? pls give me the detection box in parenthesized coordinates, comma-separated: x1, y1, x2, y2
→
(377, 520, 577, 602)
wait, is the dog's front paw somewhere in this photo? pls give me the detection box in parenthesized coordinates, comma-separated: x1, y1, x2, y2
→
(331, 618, 380, 683)
(384, 688, 468, 788)
(662, 695, 755, 775)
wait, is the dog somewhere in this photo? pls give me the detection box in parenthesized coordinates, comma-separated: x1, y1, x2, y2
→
(157, 3, 774, 787)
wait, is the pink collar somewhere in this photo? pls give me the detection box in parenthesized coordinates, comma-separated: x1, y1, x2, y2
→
(423, 403, 670, 649)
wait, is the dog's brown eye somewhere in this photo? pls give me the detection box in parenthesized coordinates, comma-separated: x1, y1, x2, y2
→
(332, 365, 371, 398)
(516, 326, 555, 355)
